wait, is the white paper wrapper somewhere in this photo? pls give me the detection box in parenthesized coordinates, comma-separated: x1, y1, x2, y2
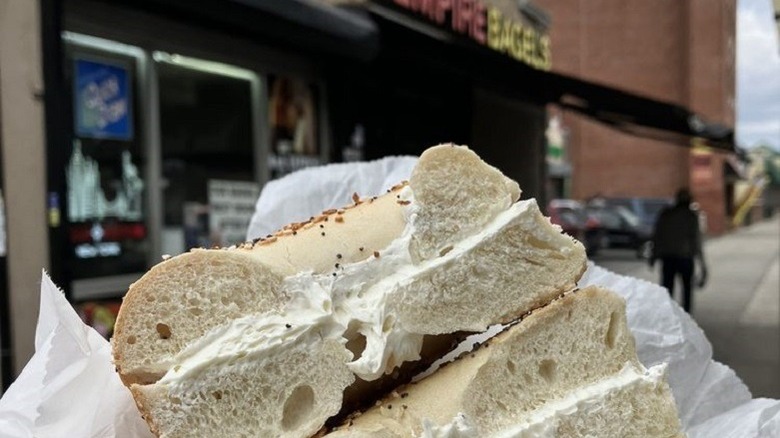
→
(580, 265, 780, 435)
(2, 268, 776, 437)
(0, 273, 153, 438)
(1, 158, 778, 437)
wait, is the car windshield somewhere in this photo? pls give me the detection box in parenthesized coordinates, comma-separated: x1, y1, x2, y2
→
(614, 206, 641, 227)
(558, 208, 585, 226)
(607, 199, 632, 210)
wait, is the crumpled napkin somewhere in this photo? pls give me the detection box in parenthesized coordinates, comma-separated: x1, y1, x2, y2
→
(1, 153, 778, 437)
(1, 266, 777, 437)
(581, 265, 780, 436)
(0, 272, 152, 438)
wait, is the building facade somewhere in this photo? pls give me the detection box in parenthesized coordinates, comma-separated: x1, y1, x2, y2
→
(0, 0, 554, 384)
(0, 0, 737, 389)
(536, 0, 737, 235)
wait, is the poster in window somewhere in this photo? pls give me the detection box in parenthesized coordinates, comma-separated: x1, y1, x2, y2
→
(74, 57, 133, 141)
(268, 76, 320, 178)
(208, 180, 260, 247)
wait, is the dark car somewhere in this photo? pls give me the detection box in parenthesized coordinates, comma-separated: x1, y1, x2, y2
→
(547, 199, 603, 255)
(602, 197, 672, 232)
(585, 204, 653, 258)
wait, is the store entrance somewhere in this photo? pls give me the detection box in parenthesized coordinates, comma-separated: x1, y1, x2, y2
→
(59, 35, 265, 337)
(155, 53, 262, 254)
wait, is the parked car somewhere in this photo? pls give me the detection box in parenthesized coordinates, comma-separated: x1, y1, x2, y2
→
(585, 204, 652, 258)
(601, 197, 672, 232)
(547, 199, 603, 255)
(588, 197, 673, 258)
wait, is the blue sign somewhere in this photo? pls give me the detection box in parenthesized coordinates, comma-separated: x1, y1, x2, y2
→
(74, 58, 133, 140)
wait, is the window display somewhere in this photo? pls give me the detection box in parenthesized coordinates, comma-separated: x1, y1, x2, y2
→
(268, 75, 321, 178)
(158, 58, 256, 252)
(64, 49, 149, 283)
(73, 57, 133, 141)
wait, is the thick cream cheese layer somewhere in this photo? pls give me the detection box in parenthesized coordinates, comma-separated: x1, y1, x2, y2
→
(420, 414, 477, 438)
(418, 363, 668, 438)
(494, 363, 668, 438)
(160, 188, 549, 385)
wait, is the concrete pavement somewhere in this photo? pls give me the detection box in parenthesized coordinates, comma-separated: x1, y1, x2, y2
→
(594, 215, 780, 399)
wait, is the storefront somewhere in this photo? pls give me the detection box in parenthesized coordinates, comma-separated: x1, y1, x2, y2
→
(1, 0, 735, 388)
(42, 0, 559, 333)
(42, 0, 354, 341)
(328, 0, 554, 200)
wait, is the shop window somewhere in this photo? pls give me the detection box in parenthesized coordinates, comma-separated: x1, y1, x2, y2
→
(63, 45, 150, 287)
(268, 75, 321, 178)
(155, 53, 261, 252)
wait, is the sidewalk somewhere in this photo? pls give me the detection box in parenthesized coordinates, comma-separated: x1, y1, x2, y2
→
(600, 215, 780, 398)
(694, 216, 780, 399)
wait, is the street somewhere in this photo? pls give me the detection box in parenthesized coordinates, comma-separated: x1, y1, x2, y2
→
(592, 216, 780, 399)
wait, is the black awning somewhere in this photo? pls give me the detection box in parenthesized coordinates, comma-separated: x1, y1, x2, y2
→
(113, 0, 379, 61)
(367, 5, 736, 153)
(549, 73, 735, 152)
(230, 0, 379, 60)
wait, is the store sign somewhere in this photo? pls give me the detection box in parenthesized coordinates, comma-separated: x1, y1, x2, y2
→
(208, 180, 260, 247)
(546, 116, 565, 164)
(390, 0, 551, 70)
(74, 58, 133, 140)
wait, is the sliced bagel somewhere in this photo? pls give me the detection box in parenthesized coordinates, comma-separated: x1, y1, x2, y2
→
(326, 287, 682, 438)
(112, 144, 588, 437)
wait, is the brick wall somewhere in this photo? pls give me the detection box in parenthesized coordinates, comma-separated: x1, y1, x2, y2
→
(536, 0, 736, 234)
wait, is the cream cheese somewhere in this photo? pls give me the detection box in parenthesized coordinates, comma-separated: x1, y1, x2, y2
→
(418, 414, 477, 438)
(160, 188, 545, 385)
(415, 363, 668, 438)
(158, 279, 341, 384)
(491, 363, 668, 438)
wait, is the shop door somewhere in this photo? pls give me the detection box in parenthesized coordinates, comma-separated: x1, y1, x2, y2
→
(154, 53, 263, 254)
(59, 36, 265, 338)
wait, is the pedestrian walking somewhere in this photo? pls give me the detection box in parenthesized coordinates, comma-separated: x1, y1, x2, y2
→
(649, 188, 708, 312)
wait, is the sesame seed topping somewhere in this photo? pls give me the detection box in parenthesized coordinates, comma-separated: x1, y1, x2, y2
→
(359, 247, 364, 251)
(335, 216, 344, 223)
(285, 324, 291, 329)
(373, 251, 380, 258)
(336, 253, 342, 259)
(321, 232, 326, 236)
